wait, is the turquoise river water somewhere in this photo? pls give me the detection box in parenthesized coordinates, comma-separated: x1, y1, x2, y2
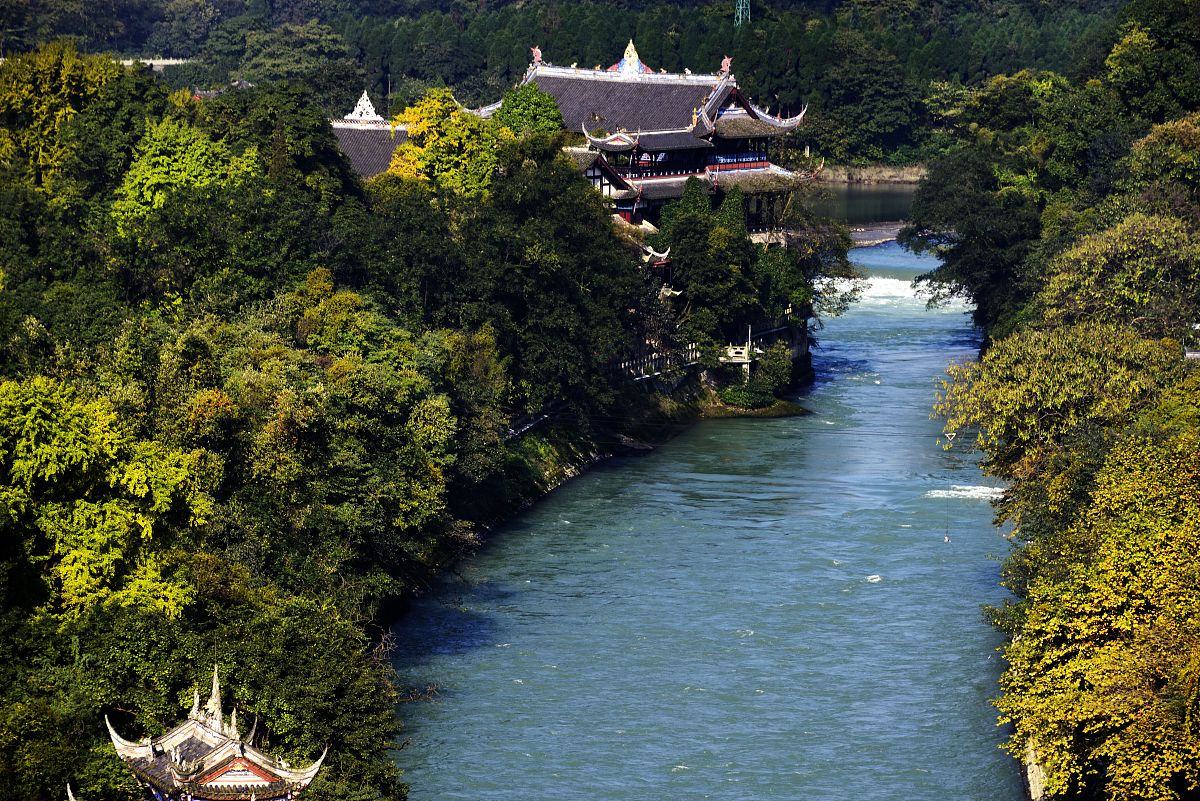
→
(390, 242, 1026, 800)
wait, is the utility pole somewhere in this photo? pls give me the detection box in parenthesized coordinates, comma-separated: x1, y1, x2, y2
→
(734, 0, 749, 28)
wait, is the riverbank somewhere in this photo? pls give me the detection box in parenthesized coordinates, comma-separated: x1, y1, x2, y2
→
(389, 242, 1023, 801)
(389, 365, 813, 614)
(484, 372, 811, 514)
(819, 164, 927, 184)
(851, 222, 905, 248)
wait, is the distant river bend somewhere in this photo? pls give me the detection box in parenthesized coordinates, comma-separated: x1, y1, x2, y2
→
(390, 242, 1025, 801)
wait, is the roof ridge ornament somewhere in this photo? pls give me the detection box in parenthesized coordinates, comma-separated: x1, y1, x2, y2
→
(344, 90, 385, 123)
(610, 40, 653, 76)
(531, 45, 542, 66)
(205, 665, 223, 723)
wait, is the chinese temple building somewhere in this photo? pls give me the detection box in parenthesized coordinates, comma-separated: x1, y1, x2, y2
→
(330, 91, 406, 178)
(106, 668, 326, 801)
(481, 41, 817, 226)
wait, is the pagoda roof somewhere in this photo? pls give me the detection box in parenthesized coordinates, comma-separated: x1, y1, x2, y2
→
(330, 124, 407, 177)
(713, 104, 807, 137)
(634, 175, 704, 201)
(562, 145, 604, 170)
(106, 667, 325, 801)
(628, 163, 812, 201)
(707, 163, 809, 194)
(533, 67, 731, 133)
(505, 44, 805, 153)
(638, 130, 715, 151)
(330, 92, 408, 178)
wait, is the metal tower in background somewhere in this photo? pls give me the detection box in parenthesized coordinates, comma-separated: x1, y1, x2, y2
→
(734, 0, 749, 27)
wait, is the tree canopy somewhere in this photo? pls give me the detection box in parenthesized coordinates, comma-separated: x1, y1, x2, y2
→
(914, 1, 1200, 794)
(0, 40, 849, 798)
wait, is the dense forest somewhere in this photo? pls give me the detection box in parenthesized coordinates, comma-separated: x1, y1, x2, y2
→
(0, 24, 849, 799)
(5, 0, 1199, 798)
(901, 0, 1200, 797)
(2, 0, 1124, 163)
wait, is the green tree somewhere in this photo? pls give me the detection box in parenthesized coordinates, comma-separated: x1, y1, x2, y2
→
(815, 30, 925, 162)
(388, 88, 510, 197)
(1035, 213, 1200, 338)
(936, 322, 1182, 481)
(242, 20, 355, 83)
(111, 117, 260, 236)
(445, 133, 642, 412)
(492, 82, 564, 136)
(240, 21, 364, 113)
(198, 82, 361, 209)
(1104, 24, 1196, 124)
(55, 67, 172, 200)
(1127, 112, 1200, 201)
(0, 42, 120, 189)
(0, 376, 213, 622)
(901, 145, 1042, 332)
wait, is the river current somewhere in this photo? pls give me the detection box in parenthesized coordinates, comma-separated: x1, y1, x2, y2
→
(390, 242, 1026, 800)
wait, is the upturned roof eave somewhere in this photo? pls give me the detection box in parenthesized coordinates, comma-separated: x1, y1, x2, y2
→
(107, 668, 326, 800)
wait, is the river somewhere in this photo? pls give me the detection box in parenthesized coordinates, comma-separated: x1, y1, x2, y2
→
(389, 241, 1025, 800)
(806, 182, 917, 226)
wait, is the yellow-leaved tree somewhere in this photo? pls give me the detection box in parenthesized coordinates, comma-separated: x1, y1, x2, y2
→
(111, 116, 260, 238)
(387, 88, 510, 197)
(0, 40, 121, 189)
(998, 430, 1200, 800)
(0, 376, 214, 622)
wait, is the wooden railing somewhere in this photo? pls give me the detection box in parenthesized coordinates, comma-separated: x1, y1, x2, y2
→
(611, 156, 771, 181)
(613, 343, 702, 381)
(506, 314, 805, 440)
(613, 165, 705, 180)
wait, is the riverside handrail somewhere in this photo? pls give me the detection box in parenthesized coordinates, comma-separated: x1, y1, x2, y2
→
(613, 311, 800, 381)
(507, 314, 803, 440)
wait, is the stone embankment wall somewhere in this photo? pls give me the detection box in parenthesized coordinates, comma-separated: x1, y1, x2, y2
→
(818, 164, 928, 184)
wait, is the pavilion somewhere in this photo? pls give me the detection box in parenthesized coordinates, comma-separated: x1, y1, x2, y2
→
(330, 91, 406, 177)
(480, 40, 818, 226)
(105, 667, 326, 801)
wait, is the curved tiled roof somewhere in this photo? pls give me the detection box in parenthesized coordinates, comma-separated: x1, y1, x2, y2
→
(713, 104, 807, 138)
(626, 164, 807, 201)
(330, 123, 407, 178)
(638, 130, 713, 150)
(106, 668, 325, 801)
(531, 68, 725, 133)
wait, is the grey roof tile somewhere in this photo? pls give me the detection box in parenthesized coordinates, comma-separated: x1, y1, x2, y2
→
(533, 73, 720, 133)
(331, 125, 406, 178)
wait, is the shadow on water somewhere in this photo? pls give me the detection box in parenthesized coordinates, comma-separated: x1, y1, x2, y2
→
(393, 579, 514, 665)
